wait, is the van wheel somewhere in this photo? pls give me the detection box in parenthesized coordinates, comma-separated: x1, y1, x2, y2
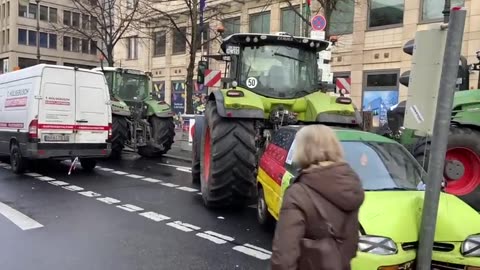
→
(10, 144, 27, 174)
(257, 186, 274, 230)
(80, 159, 97, 172)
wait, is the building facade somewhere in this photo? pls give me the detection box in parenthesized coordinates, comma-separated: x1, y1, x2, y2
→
(114, 0, 480, 121)
(0, 0, 99, 73)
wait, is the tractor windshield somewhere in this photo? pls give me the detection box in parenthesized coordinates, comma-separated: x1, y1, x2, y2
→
(104, 71, 150, 101)
(239, 45, 317, 98)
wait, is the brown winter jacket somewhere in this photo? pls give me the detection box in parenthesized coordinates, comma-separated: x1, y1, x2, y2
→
(270, 162, 365, 270)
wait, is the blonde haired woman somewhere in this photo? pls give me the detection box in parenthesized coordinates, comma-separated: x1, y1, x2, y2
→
(271, 125, 365, 270)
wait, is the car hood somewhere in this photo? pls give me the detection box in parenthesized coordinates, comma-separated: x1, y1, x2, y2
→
(359, 191, 480, 243)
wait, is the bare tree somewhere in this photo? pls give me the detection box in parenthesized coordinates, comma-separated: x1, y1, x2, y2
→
(284, 0, 358, 38)
(140, 0, 223, 114)
(52, 0, 143, 66)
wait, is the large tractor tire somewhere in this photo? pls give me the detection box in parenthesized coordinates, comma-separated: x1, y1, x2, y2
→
(191, 116, 204, 185)
(110, 116, 128, 159)
(138, 117, 175, 158)
(413, 126, 480, 211)
(200, 101, 257, 209)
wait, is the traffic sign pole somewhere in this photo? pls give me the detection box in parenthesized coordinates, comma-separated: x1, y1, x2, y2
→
(416, 7, 467, 270)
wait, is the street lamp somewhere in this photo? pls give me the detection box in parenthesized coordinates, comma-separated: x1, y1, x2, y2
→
(36, 0, 40, 64)
(443, 0, 451, 23)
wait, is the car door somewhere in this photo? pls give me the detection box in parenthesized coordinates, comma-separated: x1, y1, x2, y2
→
(74, 70, 110, 143)
(37, 67, 76, 144)
(258, 128, 297, 219)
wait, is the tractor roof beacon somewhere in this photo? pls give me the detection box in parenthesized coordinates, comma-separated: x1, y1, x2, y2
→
(192, 32, 363, 209)
(92, 66, 175, 160)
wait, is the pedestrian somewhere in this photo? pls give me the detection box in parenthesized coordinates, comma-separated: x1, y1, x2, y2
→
(270, 125, 365, 270)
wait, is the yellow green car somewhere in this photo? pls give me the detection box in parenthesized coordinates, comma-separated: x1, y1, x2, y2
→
(256, 125, 480, 269)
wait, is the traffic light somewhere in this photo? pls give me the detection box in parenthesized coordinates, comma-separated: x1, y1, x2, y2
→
(197, 60, 208, 84)
(399, 39, 414, 87)
(399, 39, 469, 90)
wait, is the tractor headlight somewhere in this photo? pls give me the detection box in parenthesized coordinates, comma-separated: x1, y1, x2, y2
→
(461, 234, 480, 257)
(358, 235, 397, 255)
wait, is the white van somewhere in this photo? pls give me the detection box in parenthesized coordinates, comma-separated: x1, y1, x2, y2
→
(0, 64, 112, 174)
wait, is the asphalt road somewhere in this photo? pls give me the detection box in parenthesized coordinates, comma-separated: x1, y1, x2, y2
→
(0, 154, 273, 270)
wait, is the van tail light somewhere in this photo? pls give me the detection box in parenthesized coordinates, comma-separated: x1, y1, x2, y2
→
(108, 123, 112, 139)
(28, 119, 38, 139)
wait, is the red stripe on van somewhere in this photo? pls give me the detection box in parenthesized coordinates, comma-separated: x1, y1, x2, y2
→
(0, 122, 25, 128)
(38, 123, 109, 131)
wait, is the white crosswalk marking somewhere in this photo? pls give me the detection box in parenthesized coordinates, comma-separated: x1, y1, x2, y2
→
(0, 202, 43, 230)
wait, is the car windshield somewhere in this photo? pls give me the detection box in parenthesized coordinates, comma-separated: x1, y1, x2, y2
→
(104, 71, 149, 101)
(341, 141, 424, 191)
(239, 45, 318, 98)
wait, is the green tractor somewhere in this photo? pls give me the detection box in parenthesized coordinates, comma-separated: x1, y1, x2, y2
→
(191, 32, 362, 209)
(92, 67, 175, 159)
(382, 30, 480, 211)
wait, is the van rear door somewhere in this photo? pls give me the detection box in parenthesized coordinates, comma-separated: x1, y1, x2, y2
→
(74, 70, 110, 143)
(37, 67, 75, 143)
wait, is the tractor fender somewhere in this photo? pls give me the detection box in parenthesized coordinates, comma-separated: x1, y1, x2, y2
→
(210, 91, 264, 119)
(144, 99, 174, 118)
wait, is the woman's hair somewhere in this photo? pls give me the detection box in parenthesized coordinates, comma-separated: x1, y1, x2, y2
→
(292, 124, 345, 169)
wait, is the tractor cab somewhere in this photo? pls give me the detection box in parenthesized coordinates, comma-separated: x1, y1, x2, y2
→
(217, 33, 331, 99)
(100, 67, 152, 103)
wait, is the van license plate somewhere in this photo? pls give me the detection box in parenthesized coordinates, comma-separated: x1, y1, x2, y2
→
(44, 134, 70, 142)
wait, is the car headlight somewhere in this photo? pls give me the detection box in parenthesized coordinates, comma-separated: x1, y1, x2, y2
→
(462, 234, 480, 257)
(358, 235, 397, 255)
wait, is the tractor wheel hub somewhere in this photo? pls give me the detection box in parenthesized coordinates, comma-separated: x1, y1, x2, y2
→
(444, 159, 465, 181)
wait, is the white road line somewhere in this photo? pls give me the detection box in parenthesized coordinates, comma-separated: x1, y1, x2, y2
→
(0, 202, 44, 231)
(176, 186, 198, 192)
(49, 181, 69, 186)
(166, 221, 194, 232)
(196, 232, 227, 244)
(160, 183, 179, 188)
(176, 221, 201, 230)
(62, 185, 84, 191)
(98, 168, 114, 171)
(139, 211, 170, 222)
(116, 204, 144, 212)
(204, 231, 235, 242)
(96, 197, 121, 204)
(112, 171, 128, 175)
(197, 192, 202, 195)
(176, 168, 191, 173)
(78, 191, 101, 197)
(126, 174, 144, 179)
(244, 244, 273, 255)
(248, 204, 257, 209)
(141, 178, 162, 183)
(158, 163, 191, 171)
(233, 245, 272, 260)
(4, 165, 11, 169)
(24, 173, 43, 177)
(0, 163, 8, 167)
(36, 176, 55, 181)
